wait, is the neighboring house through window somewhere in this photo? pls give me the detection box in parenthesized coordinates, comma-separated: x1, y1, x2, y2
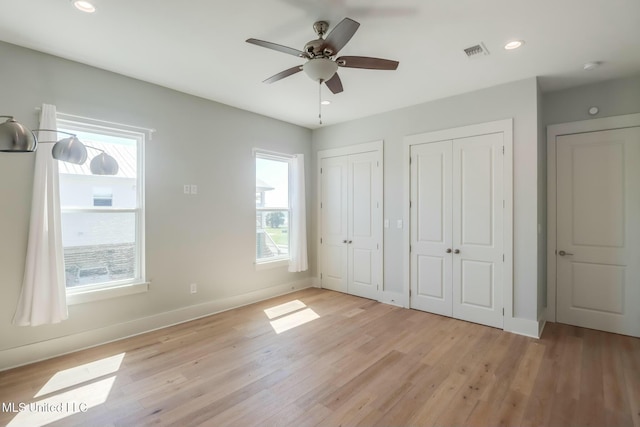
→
(255, 152, 291, 263)
(57, 116, 145, 291)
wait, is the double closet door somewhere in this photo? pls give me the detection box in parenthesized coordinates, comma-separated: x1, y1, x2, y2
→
(410, 133, 504, 328)
(320, 146, 382, 301)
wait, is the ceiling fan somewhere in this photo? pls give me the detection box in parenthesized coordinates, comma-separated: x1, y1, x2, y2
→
(246, 17, 399, 95)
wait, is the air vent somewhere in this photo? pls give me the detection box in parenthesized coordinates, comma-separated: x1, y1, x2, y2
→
(463, 42, 490, 58)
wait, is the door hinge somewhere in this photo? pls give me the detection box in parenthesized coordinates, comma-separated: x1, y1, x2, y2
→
(377, 161, 379, 167)
(409, 157, 412, 165)
(502, 146, 504, 154)
(320, 202, 323, 208)
(320, 167, 323, 174)
(320, 238, 323, 244)
(410, 201, 412, 208)
(377, 284, 379, 290)
(321, 273, 323, 279)
(502, 254, 504, 262)
(410, 244, 412, 252)
(377, 243, 379, 250)
(502, 308, 504, 315)
(410, 289, 412, 297)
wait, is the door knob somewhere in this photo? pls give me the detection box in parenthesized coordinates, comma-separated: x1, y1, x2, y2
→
(558, 250, 573, 256)
(453, 249, 460, 254)
(348, 240, 353, 244)
(446, 248, 452, 253)
(343, 240, 348, 243)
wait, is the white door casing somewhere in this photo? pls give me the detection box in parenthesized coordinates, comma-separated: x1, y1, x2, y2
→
(555, 127, 640, 337)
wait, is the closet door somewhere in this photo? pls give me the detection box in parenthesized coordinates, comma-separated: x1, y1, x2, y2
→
(348, 151, 381, 300)
(320, 156, 348, 293)
(452, 133, 504, 328)
(410, 141, 453, 316)
(409, 132, 504, 329)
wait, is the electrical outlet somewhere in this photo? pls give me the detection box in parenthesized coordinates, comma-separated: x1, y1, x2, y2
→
(190, 184, 198, 195)
(397, 219, 403, 229)
(184, 185, 190, 194)
(384, 219, 389, 228)
(190, 283, 197, 294)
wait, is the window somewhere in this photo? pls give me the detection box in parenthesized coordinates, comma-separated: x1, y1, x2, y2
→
(255, 152, 291, 263)
(57, 117, 145, 293)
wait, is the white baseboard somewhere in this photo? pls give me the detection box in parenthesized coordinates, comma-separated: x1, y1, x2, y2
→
(0, 278, 313, 371)
(380, 291, 406, 308)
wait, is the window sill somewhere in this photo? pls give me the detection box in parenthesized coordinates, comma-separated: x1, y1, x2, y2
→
(255, 259, 290, 271)
(66, 281, 149, 305)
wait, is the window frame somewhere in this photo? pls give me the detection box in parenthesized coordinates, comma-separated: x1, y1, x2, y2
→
(56, 116, 146, 299)
(254, 150, 293, 266)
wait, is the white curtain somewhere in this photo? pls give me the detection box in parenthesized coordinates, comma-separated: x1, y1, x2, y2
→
(288, 154, 308, 272)
(13, 104, 68, 326)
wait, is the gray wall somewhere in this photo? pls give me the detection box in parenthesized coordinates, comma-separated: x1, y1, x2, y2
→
(0, 41, 311, 354)
(312, 77, 542, 321)
(536, 78, 547, 318)
(543, 74, 640, 126)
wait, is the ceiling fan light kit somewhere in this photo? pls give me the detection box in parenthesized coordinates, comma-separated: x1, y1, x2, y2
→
(247, 17, 399, 124)
(303, 58, 338, 82)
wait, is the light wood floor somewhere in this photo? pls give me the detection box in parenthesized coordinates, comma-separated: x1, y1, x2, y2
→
(1, 288, 638, 427)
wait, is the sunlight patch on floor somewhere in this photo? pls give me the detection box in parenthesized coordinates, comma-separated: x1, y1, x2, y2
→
(264, 299, 307, 319)
(5, 353, 125, 426)
(270, 308, 320, 334)
(7, 376, 116, 427)
(35, 352, 125, 398)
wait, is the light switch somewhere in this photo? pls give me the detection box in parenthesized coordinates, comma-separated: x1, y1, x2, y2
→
(183, 185, 190, 194)
(397, 220, 403, 229)
(191, 184, 198, 195)
(384, 219, 389, 228)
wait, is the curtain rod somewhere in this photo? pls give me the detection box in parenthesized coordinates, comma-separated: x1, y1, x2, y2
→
(35, 107, 156, 137)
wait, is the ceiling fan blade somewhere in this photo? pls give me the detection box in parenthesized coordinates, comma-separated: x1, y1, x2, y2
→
(246, 38, 305, 58)
(336, 56, 399, 70)
(263, 65, 303, 84)
(323, 18, 360, 55)
(325, 73, 344, 94)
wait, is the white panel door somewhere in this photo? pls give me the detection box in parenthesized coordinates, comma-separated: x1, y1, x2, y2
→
(410, 141, 453, 316)
(452, 134, 504, 328)
(556, 127, 640, 337)
(320, 156, 348, 293)
(348, 151, 380, 300)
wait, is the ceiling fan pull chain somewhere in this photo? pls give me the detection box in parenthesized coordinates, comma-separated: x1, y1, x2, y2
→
(318, 81, 323, 125)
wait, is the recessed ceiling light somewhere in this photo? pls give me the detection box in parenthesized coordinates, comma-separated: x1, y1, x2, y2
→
(504, 40, 524, 50)
(321, 100, 331, 105)
(73, 0, 96, 13)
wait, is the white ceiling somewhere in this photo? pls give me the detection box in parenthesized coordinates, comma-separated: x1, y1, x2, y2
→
(1, 0, 639, 129)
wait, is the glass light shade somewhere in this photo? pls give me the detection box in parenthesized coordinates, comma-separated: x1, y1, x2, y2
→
(52, 137, 88, 164)
(90, 152, 119, 175)
(0, 118, 37, 152)
(303, 58, 338, 82)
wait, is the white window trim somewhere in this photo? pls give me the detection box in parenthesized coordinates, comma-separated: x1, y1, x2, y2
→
(254, 149, 293, 267)
(58, 116, 147, 301)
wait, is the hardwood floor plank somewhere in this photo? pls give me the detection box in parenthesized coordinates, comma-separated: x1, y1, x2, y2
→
(1, 289, 638, 427)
